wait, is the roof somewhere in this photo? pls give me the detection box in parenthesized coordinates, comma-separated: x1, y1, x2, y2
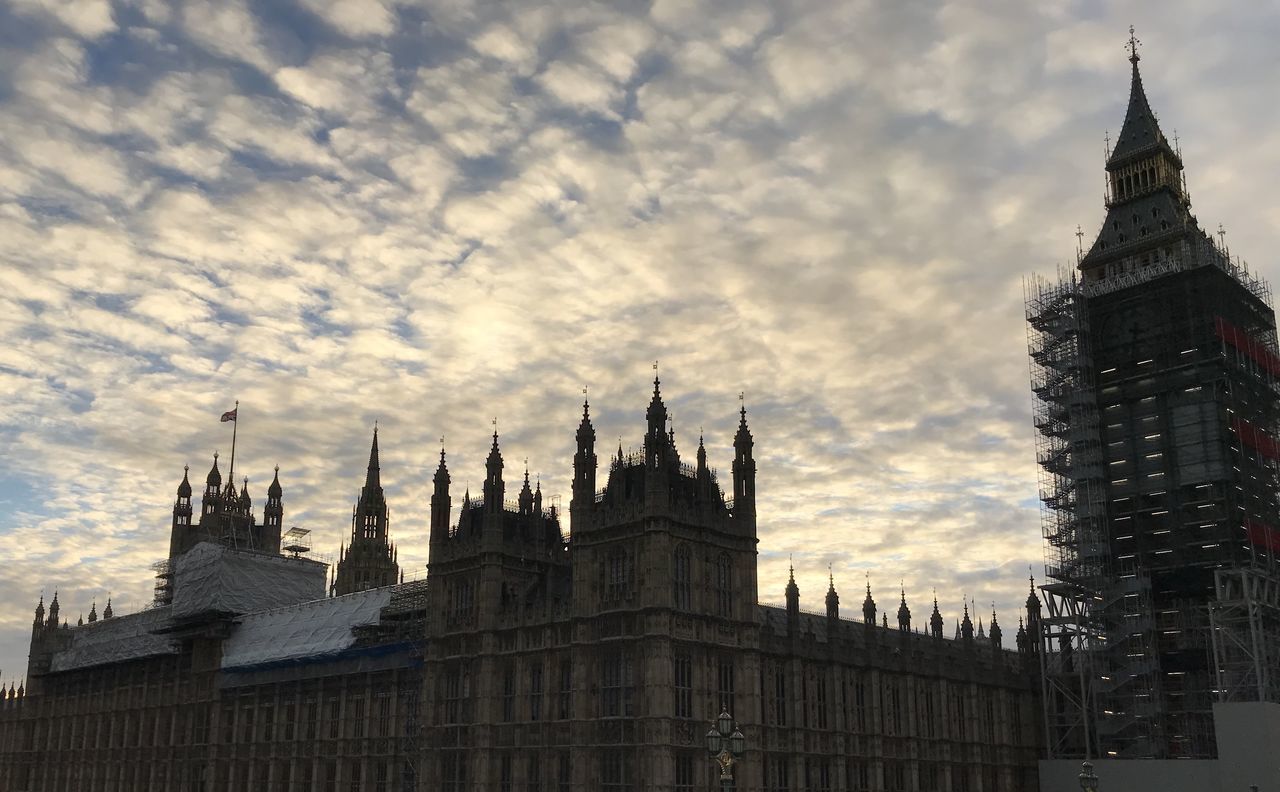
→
(220, 587, 393, 671)
(50, 606, 178, 673)
(1108, 59, 1172, 166)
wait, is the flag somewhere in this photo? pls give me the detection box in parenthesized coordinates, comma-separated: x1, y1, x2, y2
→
(220, 408, 238, 423)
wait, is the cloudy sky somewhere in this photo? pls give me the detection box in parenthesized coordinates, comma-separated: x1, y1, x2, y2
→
(1, 0, 1278, 681)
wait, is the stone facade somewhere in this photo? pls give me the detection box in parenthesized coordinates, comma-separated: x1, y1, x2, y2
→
(0, 382, 1041, 791)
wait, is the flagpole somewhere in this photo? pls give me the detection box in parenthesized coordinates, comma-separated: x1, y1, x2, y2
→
(228, 400, 239, 485)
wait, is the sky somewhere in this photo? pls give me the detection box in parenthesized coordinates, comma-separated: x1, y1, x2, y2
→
(1, 0, 1278, 683)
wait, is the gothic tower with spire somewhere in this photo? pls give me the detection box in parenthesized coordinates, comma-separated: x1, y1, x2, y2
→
(1028, 31, 1280, 760)
(333, 429, 400, 596)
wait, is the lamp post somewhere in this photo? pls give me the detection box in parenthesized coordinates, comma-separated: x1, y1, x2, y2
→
(705, 709, 746, 790)
(1078, 760, 1099, 792)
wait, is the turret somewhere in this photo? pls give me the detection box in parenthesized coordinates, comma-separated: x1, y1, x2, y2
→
(897, 587, 911, 632)
(1026, 575, 1042, 656)
(961, 601, 974, 645)
(88, 601, 97, 623)
(174, 465, 193, 526)
(571, 397, 596, 519)
(47, 590, 59, 627)
(102, 598, 112, 619)
(785, 564, 800, 626)
(484, 430, 504, 516)
(990, 606, 1003, 652)
(518, 466, 534, 515)
(202, 453, 222, 517)
(263, 466, 284, 539)
(731, 402, 756, 523)
(862, 578, 876, 625)
(33, 595, 44, 628)
(430, 446, 451, 546)
(825, 573, 839, 621)
(929, 594, 944, 639)
(644, 377, 671, 508)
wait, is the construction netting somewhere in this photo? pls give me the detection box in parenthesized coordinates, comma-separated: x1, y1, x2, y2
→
(220, 587, 393, 671)
(171, 542, 326, 620)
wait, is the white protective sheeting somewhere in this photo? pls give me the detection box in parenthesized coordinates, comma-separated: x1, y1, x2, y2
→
(172, 542, 326, 620)
(220, 587, 392, 671)
(50, 606, 178, 672)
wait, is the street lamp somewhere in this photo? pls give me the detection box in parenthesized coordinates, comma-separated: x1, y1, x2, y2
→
(705, 709, 746, 789)
(1078, 760, 1099, 792)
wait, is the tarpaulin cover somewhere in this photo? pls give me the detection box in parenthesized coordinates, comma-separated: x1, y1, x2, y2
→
(50, 606, 178, 672)
(220, 587, 392, 671)
(172, 542, 326, 620)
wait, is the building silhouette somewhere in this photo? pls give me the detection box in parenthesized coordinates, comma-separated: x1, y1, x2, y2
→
(0, 381, 1041, 791)
(1027, 39, 1280, 759)
(333, 429, 401, 597)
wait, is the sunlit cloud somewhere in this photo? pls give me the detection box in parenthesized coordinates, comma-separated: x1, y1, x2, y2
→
(1, 0, 1277, 681)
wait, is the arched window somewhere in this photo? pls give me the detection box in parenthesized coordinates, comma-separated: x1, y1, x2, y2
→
(716, 554, 732, 617)
(606, 549, 631, 601)
(674, 545, 691, 610)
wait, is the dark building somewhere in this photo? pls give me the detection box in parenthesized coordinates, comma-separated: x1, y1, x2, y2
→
(333, 429, 401, 597)
(0, 381, 1041, 791)
(1027, 38, 1280, 759)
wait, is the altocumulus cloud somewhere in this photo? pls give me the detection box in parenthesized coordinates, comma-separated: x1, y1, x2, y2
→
(0, 0, 1277, 679)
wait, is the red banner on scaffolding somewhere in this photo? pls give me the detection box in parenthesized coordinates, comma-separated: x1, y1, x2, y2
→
(1231, 417, 1280, 460)
(1245, 519, 1280, 553)
(1215, 316, 1280, 376)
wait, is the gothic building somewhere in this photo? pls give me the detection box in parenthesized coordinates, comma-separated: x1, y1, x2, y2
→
(0, 381, 1042, 791)
(333, 430, 401, 597)
(1027, 38, 1280, 759)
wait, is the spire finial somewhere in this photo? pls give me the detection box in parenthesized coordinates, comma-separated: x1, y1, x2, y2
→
(1127, 24, 1141, 64)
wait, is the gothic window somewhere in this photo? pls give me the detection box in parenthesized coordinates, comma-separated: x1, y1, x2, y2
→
(815, 674, 828, 729)
(602, 653, 635, 717)
(601, 750, 633, 792)
(528, 755, 542, 792)
(443, 668, 464, 724)
(674, 654, 692, 718)
(605, 549, 631, 601)
(375, 692, 391, 737)
(715, 554, 732, 617)
(674, 545, 692, 610)
(500, 755, 512, 792)
(501, 666, 516, 722)
(717, 657, 735, 714)
(558, 659, 573, 720)
(349, 695, 365, 739)
(530, 663, 543, 722)
(773, 667, 787, 726)
(558, 753, 571, 792)
(674, 754, 696, 792)
(767, 755, 790, 792)
(449, 579, 474, 623)
(442, 753, 466, 792)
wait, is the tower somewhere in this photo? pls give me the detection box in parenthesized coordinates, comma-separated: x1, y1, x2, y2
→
(169, 466, 193, 558)
(1027, 31, 1280, 760)
(262, 466, 284, 552)
(570, 396, 596, 524)
(332, 429, 399, 596)
(429, 446, 451, 547)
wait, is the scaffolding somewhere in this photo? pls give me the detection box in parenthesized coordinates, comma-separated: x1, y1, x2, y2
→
(1026, 267, 1111, 758)
(1209, 567, 1280, 703)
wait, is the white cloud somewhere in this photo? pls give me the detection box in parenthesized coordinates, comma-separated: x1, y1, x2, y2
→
(11, 0, 116, 39)
(0, 0, 1277, 681)
(299, 0, 397, 38)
